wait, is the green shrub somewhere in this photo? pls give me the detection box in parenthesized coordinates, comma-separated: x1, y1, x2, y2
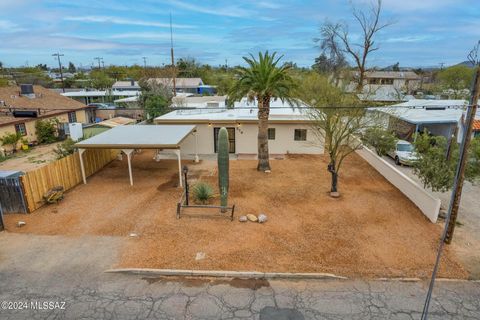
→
(54, 138, 76, 159)
(362, 127, 397, 157)
(35, 118, 59, 144)
(192, 182, 214, 204)
(0, 132, 22, 152)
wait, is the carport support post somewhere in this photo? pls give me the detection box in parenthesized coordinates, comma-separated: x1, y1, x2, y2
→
(78, 148, 87, 184)
(174, 149, 183, 188)
(122, 149, 134, 186)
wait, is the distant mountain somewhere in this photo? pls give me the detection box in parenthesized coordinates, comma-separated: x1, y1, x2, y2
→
(455, 60, 476, 68)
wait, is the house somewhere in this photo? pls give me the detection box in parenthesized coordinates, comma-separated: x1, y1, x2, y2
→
(83, 116, 136, 137)
(149, 78, 204, 94)
(112, 80, 141, 91)
(154, 98, 323, 158)
(61, 89, 140, 105)
(0, 84, 90, 147)
(171, 95, 227, 109)
(374, 99, 467, 141)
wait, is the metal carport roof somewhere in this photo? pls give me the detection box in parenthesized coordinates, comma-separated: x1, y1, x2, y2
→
(75, 125, 197, 186)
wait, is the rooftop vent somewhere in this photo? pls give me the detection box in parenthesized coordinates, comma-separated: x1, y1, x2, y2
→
(130, 80, 135, 86)
(20, 84, 35, 99)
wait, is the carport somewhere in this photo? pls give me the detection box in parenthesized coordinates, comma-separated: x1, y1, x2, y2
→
(75, 125, 196, 187)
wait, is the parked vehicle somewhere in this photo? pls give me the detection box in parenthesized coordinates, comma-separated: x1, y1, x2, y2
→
(388, 140, 418, 166)
(87, 103, 116, 110)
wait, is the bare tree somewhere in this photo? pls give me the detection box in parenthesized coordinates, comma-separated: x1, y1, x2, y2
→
(320, 0, 391, 91)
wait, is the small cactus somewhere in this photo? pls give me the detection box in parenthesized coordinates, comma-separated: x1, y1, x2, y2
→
(217, 127, 229, 212)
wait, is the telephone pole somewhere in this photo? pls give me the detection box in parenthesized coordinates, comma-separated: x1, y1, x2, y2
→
(142, 57, 147, 69)
(170, 13, 176, 96)
(421, 41, 480, 320)
(101, 58, 105, 69)
(52, 52, 65, 93)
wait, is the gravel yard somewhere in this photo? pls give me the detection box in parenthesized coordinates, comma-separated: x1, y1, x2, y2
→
(3, 150, 467, 278)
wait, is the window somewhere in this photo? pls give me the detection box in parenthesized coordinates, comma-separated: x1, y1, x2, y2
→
(294, 129, 307, 141)
(15, 123, 27, 136)
(68, 111, 77, 123)
(268, 128, 276, 140)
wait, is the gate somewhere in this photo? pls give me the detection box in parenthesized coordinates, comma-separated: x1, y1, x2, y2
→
(0, 171, 27, 214)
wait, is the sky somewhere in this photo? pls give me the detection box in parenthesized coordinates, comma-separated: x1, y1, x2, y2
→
(0, 0, 479, 69)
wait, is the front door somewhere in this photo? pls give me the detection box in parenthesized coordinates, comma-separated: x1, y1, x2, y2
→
(214, 127, 235, 153)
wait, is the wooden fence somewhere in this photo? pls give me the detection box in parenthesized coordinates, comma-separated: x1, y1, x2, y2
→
(20, 149, 118, 212)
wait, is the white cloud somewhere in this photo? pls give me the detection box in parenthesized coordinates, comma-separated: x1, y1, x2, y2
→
(109, 32, 221, 43)
(63, 15, 195, 29)
(166, 0, 253, 18)
(0, 19, 25, 32)
(384, 35, 440, 43)
(351, 0, 457, 12)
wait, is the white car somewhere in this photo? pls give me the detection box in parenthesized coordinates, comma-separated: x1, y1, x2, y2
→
(388, 140, 418, 166)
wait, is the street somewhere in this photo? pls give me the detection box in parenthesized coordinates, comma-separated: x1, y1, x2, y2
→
(0, 233, 479, 319)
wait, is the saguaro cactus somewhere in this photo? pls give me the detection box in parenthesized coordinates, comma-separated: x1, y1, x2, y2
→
(217, 127, 229, 212)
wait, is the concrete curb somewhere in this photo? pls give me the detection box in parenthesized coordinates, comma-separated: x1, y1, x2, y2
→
(105, 268, 348, 280)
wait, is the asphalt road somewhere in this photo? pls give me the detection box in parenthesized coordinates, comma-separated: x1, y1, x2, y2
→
(0, 233, 479, 319)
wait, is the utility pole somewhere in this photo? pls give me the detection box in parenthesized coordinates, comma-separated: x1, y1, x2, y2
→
(142, 57, 147, 69)
(101, 58, 105, 69)
(52, 52, 65, 93)
(421, 41, 480, 320)
(170, 13, 176, 96)
(439, 62, 445, 70)
(94, 57, 102, 69)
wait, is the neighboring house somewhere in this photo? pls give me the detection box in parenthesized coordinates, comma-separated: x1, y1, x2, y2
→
(0, 85, 90, 147)
(375, 99, 467, 141)
(473, 119, 480, 138)
(61, 90, 140, 105)
(171, 95, 227, 109)
(154, 98, 323, 158)
(149, 78, 204, 94)
(112, 80, 140, 91)
(343, 71, 421, 102)
(83, 116, 136, 137)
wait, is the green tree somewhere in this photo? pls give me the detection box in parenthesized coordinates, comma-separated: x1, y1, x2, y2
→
(299, 72, 372, 195)
(362, 126, 397, 156)
(35, 119, 59, 144)
(413, 132, 480, 191)
(67, 62, 76, 73)
(437, 65, 475, 99)
(228, 51, 297, 171)
(90, 70, 114, 90)
(144, 95, 169, 119)
(0, 132, 22, 153)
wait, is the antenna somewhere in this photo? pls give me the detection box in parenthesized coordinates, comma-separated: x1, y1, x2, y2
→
(170, 13, 176, 96)
(52, 52, 65, 93)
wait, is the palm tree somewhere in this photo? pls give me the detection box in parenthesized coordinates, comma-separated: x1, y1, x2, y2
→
(229, 51, 297, 172)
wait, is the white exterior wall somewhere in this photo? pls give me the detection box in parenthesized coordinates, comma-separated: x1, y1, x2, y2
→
(173, 123, 323, 156)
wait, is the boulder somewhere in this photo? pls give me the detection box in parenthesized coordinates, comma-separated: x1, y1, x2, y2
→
(239, 215, 248, 222)
(17, 221, 26, 227)
(258, 214, 268, 223)
(247, 214, 258, 222)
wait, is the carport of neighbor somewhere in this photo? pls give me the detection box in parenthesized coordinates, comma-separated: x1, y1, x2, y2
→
(75, 125, 197, 186)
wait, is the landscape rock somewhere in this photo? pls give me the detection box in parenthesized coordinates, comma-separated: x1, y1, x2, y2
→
(330, 191, 341, 198)
(258, 214, 268, 223)
(195, 252, 206, 261)
(17, 221, 26, 227)
(239, 215, 247, 222)
(247, 214, 258, 222)
(129, 233, 138, 237)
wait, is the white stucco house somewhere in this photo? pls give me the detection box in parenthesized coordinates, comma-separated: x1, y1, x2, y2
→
(154, 98, 323, 159)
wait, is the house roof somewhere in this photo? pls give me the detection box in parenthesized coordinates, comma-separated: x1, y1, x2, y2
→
(112, 81, 140, 89)
(149, 78, 204, 88)
(365, 71, 421, 80)
(62, 90, 140, 98)
(155, 98, 311, 123)
(171, 95, 227, 108)
(375, 100, 467, 125)
(75, 125, 196, 149)
(0, 85, 88, 127)
(473, 120, 480, 131)
(96, 117, 136, 128)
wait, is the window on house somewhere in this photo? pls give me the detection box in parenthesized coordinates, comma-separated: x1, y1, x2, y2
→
(15, 123, 27, 136)
(294, 129, 307, 141)
(268, 128, 276, 140)
(68, 111, 77, 123)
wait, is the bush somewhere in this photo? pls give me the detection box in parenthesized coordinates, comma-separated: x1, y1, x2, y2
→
(0, 132, 22, 152)
(362, 127, 397, 157)
(54, 138, 76, 159)
(192, 182, 214, 204)
(35, 118, 59, 144)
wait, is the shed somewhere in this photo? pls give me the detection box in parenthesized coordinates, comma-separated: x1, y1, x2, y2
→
(75, 125, 197, 186)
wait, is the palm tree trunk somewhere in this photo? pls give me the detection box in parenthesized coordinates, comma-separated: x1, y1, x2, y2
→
(257, 96, 271, 171)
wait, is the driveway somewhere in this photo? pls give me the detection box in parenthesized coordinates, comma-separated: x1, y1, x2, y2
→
(0, 233, 479, 320)
(383, 156, 480, 278)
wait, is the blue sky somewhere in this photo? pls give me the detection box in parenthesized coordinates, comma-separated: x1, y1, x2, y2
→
(0, 0, 479, 69)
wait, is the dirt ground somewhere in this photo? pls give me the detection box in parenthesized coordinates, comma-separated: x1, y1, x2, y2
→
(0, 142, 60, 171)
(3, 150, 467, 279)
